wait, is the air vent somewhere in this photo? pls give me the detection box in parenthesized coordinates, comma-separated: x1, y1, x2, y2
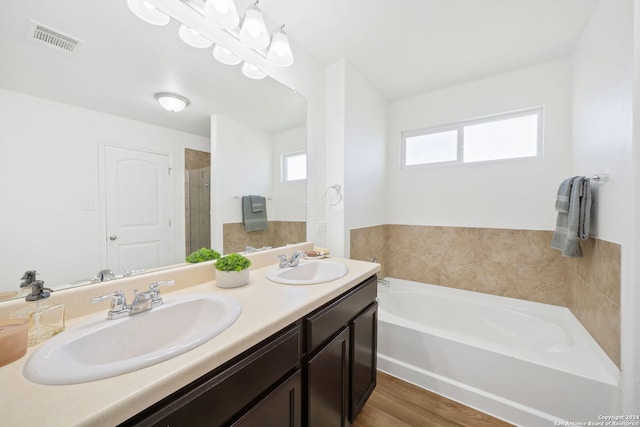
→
(26, 20, 83, 54)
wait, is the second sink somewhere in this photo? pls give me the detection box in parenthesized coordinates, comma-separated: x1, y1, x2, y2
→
(266, 260, 349, 285)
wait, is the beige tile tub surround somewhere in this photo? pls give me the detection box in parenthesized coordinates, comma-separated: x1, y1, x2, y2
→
(223, 221, 306, 253)
(350, 225, 621, 367)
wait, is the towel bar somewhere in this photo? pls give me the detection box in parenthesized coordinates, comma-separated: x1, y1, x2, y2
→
(588, 173, 610, 183)
(234, 196, 272, 200)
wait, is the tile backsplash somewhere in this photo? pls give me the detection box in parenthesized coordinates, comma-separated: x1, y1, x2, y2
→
(350, 224, 621, 368)
(223, 221, 306, 254)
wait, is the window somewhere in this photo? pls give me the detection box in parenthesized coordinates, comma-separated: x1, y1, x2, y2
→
(401, 108, 542, 168)
(283, 151, 307, 181)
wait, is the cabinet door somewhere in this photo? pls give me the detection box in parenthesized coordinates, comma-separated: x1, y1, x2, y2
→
(350, 302, 377, 422)
(232, 370, 301, 427)
(307, 327, 350, 427)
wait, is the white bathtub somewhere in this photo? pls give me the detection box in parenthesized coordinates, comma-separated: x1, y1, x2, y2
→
(377, 277, 620, 426)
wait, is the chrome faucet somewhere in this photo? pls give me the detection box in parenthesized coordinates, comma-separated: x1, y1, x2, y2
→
(20, 270, 38, 288)
(91, 280, 175, 320)
(277, 250, 305, 268)
(96, 269, 116, 282)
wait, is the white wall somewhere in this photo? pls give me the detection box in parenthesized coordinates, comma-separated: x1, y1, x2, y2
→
(344, 64, 387, 256)
(272, 126, 307, 222)
(324, 61, 347, 256)
(211, 114, 272, 251)
(324, 61, 387, 257)
(386, 58, 573, 230)
(0, 88, 209, 292)
(571, 0, 636, 412)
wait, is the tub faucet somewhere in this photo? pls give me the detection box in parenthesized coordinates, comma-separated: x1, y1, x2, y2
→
(91, 280, 175, 320)
(278, 250, 304, 268)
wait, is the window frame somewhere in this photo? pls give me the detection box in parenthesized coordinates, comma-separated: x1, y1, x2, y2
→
(282, 150, 307, 182)
(400, 107, 544, 169)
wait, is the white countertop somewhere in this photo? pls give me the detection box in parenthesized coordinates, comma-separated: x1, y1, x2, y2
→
(0, 256, 379, 427)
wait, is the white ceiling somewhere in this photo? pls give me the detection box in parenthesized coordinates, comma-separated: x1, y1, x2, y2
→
(269, 0, 600, 100)
(0, 0, 599, 137)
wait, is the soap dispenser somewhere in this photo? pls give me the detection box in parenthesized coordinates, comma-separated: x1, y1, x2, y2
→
(11, 280, 65, 346)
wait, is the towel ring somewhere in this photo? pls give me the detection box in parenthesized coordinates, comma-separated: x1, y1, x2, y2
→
(325, 184, 343, 206)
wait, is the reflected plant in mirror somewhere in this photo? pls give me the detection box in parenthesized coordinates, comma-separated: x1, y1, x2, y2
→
(0, 0, 306, 298)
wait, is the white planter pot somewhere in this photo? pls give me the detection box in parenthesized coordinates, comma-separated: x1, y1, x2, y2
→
(215, 268, 250, 288)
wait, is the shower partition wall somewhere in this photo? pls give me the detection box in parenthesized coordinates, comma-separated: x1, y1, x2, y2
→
(185, 146, 211, 257)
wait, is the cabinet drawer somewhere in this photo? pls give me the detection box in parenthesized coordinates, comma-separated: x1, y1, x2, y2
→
(232, 370, 301, 427)
(127, 324, 301, 427)
(305, 275, 376, 354)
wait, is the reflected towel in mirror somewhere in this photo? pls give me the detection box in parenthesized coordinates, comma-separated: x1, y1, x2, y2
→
(242, 195, 268, 232)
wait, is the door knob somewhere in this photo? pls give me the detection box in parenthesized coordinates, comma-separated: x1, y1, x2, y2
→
(109, 235, 118, 241)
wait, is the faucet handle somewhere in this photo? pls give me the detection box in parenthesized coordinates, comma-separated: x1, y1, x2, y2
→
(149, 280, 175, 292)
(277, 254, 288, 268)
(148, 280, 175, 307)
(91, 290, 126, 311)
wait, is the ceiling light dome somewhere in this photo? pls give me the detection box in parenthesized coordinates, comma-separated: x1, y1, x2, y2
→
(239, 2, 269, 50)
(203, 0, 240, 29)
(178, 24, 213, 48)
(127, 0, 170, 26)
(267, 26, 294, 67)
(154, 92, 190, 112)
(213, 45, 242, 65)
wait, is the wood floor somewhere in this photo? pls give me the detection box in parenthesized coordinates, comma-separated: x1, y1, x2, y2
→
(352, 371, 513, 427)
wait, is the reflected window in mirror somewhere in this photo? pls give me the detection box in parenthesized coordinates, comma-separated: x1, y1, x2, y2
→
(283, 151, 307, 182)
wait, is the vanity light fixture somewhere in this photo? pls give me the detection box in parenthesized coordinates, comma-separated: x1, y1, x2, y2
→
(239, 2, 270, 50)
(179, 24, 213, 48)
(154, 92, 190, 112)
(213, 44, 242, 65)
(127, 0, 295, 80)
(203, 0, 240, 30)
(267, 25, 294, 67)
(241, 62, 266, 79)
(126, 0, 170, 26)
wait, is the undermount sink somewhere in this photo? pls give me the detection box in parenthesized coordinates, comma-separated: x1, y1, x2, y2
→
(23, 293, 241, 385)
(266, 260, 349, 285)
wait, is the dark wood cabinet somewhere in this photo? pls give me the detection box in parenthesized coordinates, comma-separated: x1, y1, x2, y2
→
(121, 324, 302, 427)
(120, 274, 377, 427)
(232, 370, 302, 427)
(303, 276, 378, 426)
(307, 327, 350, 427)
(350, 301, 377, 422)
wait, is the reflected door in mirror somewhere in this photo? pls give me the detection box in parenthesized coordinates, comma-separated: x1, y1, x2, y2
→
(104, 146, 173, 273)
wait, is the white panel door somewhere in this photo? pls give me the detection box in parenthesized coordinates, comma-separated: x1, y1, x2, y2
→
(104, 146, 172, 274)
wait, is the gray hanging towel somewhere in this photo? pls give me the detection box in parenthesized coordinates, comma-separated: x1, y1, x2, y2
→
(242, 195, 268, 232)
(551, 176, 592, 257)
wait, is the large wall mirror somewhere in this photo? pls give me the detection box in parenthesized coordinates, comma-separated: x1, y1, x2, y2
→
(0, 0, 306, 298)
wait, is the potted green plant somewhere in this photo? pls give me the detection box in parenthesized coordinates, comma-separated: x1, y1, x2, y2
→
(214, 253, 252, 288)
(185, 247, 221, 263)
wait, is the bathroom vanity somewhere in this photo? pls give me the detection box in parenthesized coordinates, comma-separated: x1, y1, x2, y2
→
(0, 244, 380, 427)
(120, 275, 378, 426)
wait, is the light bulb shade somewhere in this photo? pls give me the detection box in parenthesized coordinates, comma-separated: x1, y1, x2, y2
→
(203, 0, 240, 29)
(241, 62, 266, 79)
(155, 92, 190, 112)
(213, 45, 241, 65)
(179, 24, 213, 48)
(267, 29, 294, 67)
(127, 0, 170, 26)
(239, 4, 270, 49)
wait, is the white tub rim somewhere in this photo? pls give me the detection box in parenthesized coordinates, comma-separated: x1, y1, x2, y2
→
(377, 276, 620, 387)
